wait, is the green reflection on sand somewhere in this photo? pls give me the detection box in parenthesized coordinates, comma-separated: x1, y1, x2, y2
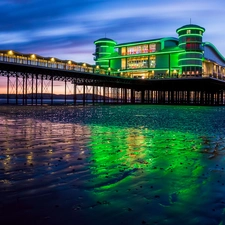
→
(87, 125, 206, 223)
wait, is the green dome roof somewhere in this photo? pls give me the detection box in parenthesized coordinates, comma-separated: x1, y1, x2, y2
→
(176, 24, 205, 33)
(94, 38, 117, 44)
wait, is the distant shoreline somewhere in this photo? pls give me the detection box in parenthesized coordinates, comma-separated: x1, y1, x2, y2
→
(0, 93, 108, 100)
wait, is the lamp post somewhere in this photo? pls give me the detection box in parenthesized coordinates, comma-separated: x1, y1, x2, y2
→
(96, 65, 99, 74)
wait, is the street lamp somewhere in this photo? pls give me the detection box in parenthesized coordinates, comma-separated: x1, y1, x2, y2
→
(8, 50, 13, 55)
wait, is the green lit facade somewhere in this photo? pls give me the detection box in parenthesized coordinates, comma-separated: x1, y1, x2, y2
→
(94, 24, 225, 79)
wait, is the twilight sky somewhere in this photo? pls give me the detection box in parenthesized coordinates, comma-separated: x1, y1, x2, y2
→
(0, 0, 225, 93)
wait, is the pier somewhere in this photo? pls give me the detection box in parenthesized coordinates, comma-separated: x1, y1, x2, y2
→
(1, 50, 225, 106)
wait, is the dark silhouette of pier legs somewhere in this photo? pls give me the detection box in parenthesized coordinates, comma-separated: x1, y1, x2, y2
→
(64, 79, 67, 105)
(51, 76, 54, 105)
(83, 84, 86, 105)
(2, 72, 225, 106)
(7, 74, 9, 104)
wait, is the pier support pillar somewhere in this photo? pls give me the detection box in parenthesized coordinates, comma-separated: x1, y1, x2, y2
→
(83, 84, 86, 105)
(64, 79, 67, 105)
(41, 75, 43, 106)
(200, 91, 204, 105)
(51, 76, 54, 105)
(211, 92, 214, 105)
(92, 84, 95, 105)
(103, 84, 106, 104)
(7, 74, 9, 104)
(31, 75, 34, 105)
(16, 75, 18, 105)
(141, 90, 145, 104)
(187, 90, 190, 104)
(124, 88, 127, 104)
(35, 75, 38, 105)
(73, 82, 77, 105)
(221, 90, 224, 105)
(22, 75, 25, 105)
(131, 89, 135, 104)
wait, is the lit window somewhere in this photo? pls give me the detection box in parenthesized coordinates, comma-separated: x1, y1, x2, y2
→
(121, 47, 126, 55)
(149, 44, 156, 52)
(127, 45, 149, 55)
(127, 56, 148, 69)
(187, 30, 191, 34)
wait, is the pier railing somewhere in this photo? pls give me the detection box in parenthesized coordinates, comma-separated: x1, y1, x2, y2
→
(0, 50, 108, 75)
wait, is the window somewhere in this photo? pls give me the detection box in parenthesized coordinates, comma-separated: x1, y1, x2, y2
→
(127, 45, 149, 55)
(127, 57, 148, 69)
(186, 37, 202, 42)
(186, 43, 201, 50)
(149, 44, 156, 52)
(122, 58, 126, 69)
(121, 47, 126, 55)
(149, 55, 156, 68)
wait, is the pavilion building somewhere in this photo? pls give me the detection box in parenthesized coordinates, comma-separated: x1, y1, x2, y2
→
(93, 24, 225, 79)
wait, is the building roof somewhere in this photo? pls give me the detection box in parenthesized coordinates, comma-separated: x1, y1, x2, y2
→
(94, 38, 117, 44)
(176, 24, 205, 33)
(115, 37, 178, 48)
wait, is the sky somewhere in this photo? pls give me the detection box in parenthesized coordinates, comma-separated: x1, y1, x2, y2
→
(1, 0, 225, 93)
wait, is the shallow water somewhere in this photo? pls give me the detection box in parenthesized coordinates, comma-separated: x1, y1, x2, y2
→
(1, 105, 225, 225)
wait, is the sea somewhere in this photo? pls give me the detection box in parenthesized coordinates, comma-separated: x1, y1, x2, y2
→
(0, 105, 225, 225)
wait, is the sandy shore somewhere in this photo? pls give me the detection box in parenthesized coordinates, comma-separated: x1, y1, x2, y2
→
(0, 105, 225, 225)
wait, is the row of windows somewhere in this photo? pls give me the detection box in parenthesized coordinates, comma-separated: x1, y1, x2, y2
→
(122, 56, 156, 69)
(179, 29, 203, 35)
(121, 44, 157, 55)
(179, 43, 203, 51)
(179, 36, 202, 43)
(182, 66, 202, 75)
(95, 46, 114, 53)
(127, 60, 156, 69)
(186, 43, 202, 50)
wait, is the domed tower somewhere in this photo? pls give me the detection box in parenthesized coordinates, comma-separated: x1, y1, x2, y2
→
(176, 24, 205, 76)
(93, 38, 117, 69)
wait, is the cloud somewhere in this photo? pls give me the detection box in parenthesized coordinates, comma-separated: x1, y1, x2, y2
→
(0, 0, 225, 93)
(0, 0, 224, 63)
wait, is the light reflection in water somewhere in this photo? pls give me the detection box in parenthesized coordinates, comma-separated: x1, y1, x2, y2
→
(0, 105, 225, 225)
(0, 115, 91, 189)
(88, 125, 223, 224)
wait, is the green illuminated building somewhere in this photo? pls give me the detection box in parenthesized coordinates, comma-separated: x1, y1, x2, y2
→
(94, 24, 225, 79)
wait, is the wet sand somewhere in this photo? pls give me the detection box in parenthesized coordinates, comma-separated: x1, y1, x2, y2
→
(1, 105, 225, 225)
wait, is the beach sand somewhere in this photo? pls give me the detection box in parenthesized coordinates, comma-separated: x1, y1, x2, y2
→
(0, 105, 225, 225)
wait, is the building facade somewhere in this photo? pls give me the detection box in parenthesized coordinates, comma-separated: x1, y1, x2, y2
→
(93, 24, 225, 79)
